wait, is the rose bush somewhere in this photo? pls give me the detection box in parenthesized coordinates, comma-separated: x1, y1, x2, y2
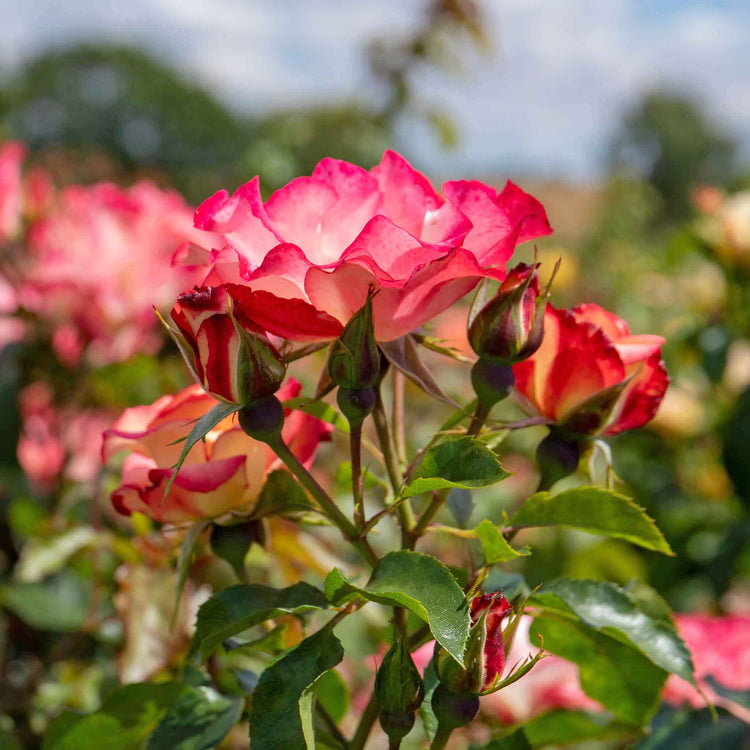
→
(185, 150, 552, 342)
(513, 303, 669, 435)
(103, 379, 330, 523)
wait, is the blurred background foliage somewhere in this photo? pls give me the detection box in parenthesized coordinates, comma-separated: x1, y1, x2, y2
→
(0, 0, 748, 746)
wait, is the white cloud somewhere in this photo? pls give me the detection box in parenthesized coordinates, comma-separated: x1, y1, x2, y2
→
(1, 0, 748, 177)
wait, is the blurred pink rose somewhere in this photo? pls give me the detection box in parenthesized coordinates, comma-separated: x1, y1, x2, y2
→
(103, 379, 331, 524)
(17, 382, 113, 489)
(186, 150, 551, 342)
(21, 181, 209, 366)
(663, 614, 750, 720)
(0, 141, 25, 241)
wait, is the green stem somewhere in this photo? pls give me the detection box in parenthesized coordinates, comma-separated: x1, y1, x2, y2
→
(372, 388, 416, 545)
(268, 437, 379, 568)
(408, 489, 449, 548)
(429, 724, 453, 750)
(392, 369, 408, 466)
(466, 401, 491, 437)
(350, 693, 381, 750)
(317, 701, 349, 747)
(388, 737, 402, 750)
(350, 421, 365, 531)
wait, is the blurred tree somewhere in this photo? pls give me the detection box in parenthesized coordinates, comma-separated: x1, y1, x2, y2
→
(0, 45, 249, 198)
(610, 91, 736, 220)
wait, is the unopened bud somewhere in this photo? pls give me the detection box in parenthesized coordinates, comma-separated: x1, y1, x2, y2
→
(468, 264, 548, 365)
(328, 292, 380, 389)
(375, 636, 425, 715)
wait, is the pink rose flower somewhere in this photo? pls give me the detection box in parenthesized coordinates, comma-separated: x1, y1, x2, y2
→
(102, 379, 331, 524)
(186, 151, 551, 342)
(663, 614, 750, 720)
(21, 181, 210, 366)
(513, 303, 669, 435)
(0, 141, 25, 242)
(17, 382, 113, 490)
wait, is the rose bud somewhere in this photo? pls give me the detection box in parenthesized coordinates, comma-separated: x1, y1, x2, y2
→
(469, 263, 548, 365)
(437, 591, 513, 696)
(328, 291, 381, 424)
(469, 263, 557, 410)
(376, 634, 425, 743)
(170, 285, 285, 405)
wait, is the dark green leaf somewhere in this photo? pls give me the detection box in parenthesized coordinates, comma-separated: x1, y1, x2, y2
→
(531, 579, 695, 682)
(420, 656, 440, 742)
(249, 627, 344, 750)
(325, 551, 470, 665)
(447, 488, 474, 528)
(509, 487, 672, 554)
(315, 669, 349, 724)
(173, 519, 210, 625)
(191, 582, 328, 661)
(403, 437, 509, 498)
(475, 729, 531, 749)
(42, 683, 187, 750)
(164, 401, 241, 499)
(283, 396, 350, 434)
(147, 686, 242, 750)
(2, 571, 89, 632)
(522, 710, 639, 747)
(637, 707, 747, 750)
(531, 616, 666, 725)
(475, 519, 530, 564)
(254, 469, 313, 517)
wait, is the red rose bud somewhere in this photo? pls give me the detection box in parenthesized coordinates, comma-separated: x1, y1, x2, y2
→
(170, 285, 285, 405)
(468, 263, 550, 365)
(328, 292, 380, 390)
(437, 591, 512, 696)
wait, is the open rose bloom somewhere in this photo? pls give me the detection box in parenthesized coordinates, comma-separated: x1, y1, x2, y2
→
(103, 380, 330, 524)
(513, 303, 669, 435)
(185, 150, 552, 342)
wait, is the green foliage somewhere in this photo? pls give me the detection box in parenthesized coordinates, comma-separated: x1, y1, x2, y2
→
(43, 683, 187, 749)
(510, 486, 673, 554)
(475, 519, 530, 564)
(248, 627, 344, 750)
(531, 617, 666, 724)
(326, 551, 470, 665)
(2, 570, 90, 631)
(191, 582, 328, 661)
(2, 44, 248, 198)
(636, 707, 748, 749)
(482, 710, 637, 748)
(611, 90, 736, 219)
(531, 579, 695, 682)
(403, 437, 509, 498)
(146, 687, 242, 750)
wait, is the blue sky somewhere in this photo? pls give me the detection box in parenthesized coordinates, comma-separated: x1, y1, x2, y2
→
(1, 0, 748, 180)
